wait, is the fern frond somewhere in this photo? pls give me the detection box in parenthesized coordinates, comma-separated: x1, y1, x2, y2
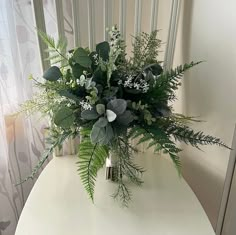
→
(150, 61, 203, 102)
(112, 181, 132, 207)
(129, 125, 182, 174)
(38, 30, 68, 65)
(78, 128, 109, 201)
(166, 124, 231, 149)
(38, 30, 56, 48)
(110, 136, 144, 206)
(16, 130, 71, 185)
(131, 30, 161, 70)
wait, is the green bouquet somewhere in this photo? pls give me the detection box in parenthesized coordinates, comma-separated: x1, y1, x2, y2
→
(20, 26, 229, 205)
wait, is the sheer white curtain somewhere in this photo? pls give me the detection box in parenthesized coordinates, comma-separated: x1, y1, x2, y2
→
(0, 0, 64, 234)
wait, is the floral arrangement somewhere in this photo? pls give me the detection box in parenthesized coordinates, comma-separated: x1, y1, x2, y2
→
(20, 27, 229, 205)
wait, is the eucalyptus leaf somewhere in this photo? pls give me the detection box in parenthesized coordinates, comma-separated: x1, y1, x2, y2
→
(71, 63, 84, 78)
(91, 126, 106, 144)
(150, 63, 163, 75)
(107, 99, 127, 115)
(94, 117, 108, 128)
(96, 41, 110, 61)
(96, 104, 105, 115)
(106, 109, 117, 122)
(116, 110, 134, 126)
(105, 123, 114, 143)
(54, 106, 75, 129)
(81, 109, 99, 120)
(103, 87, 118, 98)
(73, 47, 92, 68)
(43, 66, 62, 81)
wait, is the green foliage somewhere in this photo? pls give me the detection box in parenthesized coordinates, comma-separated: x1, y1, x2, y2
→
(149, 61, 203, 102)
(91, 123, 114, 145)
(111, 137, 144, 206)
(16, 129, 72, 185)
(38, 30, 67, 65)
(78, 128, 109, 201)
(18, 28, 230, 206)
(81, 109, 99, 120)
(129, 125, 182, 174)
(96, 41, 110, 61)
(96, 104, 105, 115)
(130, 30, 161, 70)
(43, 66, 62, 81)
(73, 47, 92, 68)
(107, 99, 127, 115)
(53, 106, 75, 129)
(165, 122, 231, 150)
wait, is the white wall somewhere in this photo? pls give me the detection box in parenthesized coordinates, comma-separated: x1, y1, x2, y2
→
(222, 167, 236, 235)
(174, 0, 236, 230)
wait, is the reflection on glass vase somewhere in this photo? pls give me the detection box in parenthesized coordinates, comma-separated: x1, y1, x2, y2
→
(105, 151, 121, 182)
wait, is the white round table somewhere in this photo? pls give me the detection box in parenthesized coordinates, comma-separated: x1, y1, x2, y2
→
(15, 153, 215, 235)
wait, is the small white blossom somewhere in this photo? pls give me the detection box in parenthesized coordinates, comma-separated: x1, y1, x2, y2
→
(133, 82, 140, 90)
(142, 83, 149, 93)
(118, 80, 122, 85)
(80, 100, 92, 110)
(92, 53, 98, 60)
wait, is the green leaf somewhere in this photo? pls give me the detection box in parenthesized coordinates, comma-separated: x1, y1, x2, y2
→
(73, 47, 92, 68)
(71, 63, 84, 78)
(54, 106, 75, 129)
(78, 130, 109, 201)
(81, 109, 99, 120)
(116, 110, 134, 126)
(96, 41, 110, 61)
(107, 99, 127, 115)
(58, 90, 80, 102)
(94, 117, 108, 128)
(90, 126, 106, 144)
(96, 104, 105, 115)
(105, 123, 114, 143)
(43, 66, 62, 81)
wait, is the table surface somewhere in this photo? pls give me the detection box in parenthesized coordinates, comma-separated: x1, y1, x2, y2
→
(15, 153, 215, 235)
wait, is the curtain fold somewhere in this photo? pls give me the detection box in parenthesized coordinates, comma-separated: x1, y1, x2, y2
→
(0, 1, 52, 234)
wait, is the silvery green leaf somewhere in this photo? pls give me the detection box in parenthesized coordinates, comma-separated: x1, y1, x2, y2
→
(85, 77, 92, 89)
(81, 109, 99, 120)
(107, 99, 127, 115)
(43, 66, 62, 81)
(98, 123, 114, 145)
(105, 123, 114, 143)
(94, 117, 108, 128)
(106, 109, 117, 122)
(85, 77, 96, 89)
(116, 110, 134, 126)
(54, 106, 75, 129)
(79, 75, 86, 86)
(90, 126, 106, 144)
(96, 104, 105, 115)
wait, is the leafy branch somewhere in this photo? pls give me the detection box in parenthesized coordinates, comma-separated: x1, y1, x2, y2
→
(149, 61, 203, 102)
(77, 128, 109, 201)
(38, 30, 68, 65)
(129, 125, 182, 174)
(16, 129, 72, 185)
(165, 123, 231, 150)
